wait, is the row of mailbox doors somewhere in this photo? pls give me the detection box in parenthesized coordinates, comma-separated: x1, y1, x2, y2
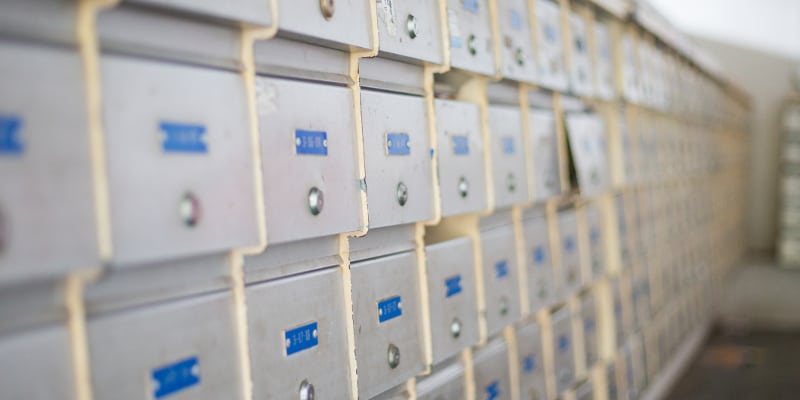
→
(0, 211, 607, 399)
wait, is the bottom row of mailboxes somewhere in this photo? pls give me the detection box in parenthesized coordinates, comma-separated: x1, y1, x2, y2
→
(0, 261, 596, 399)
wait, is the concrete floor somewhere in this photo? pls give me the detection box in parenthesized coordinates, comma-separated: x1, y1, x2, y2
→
(665, 258, 800, 399)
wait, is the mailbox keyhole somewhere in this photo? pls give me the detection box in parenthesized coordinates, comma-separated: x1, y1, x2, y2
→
(308, 187, 324, 216)
(450, 318, 462, 339)
(387, 343, 401, 369)
(299, 380, 315, 400)
(319, 0, 335, 20)
(179, 192, 201, 228)
(458, 176, 469, 198)
(396, 182, 409, 206)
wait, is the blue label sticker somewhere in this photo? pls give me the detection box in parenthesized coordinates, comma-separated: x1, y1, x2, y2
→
(463, 0, 479, 13)
(545, 24, 557, 42)
(558, 334, 570, 352)
(486, 380, 501, 400)
(502, 136, 515, 155)
(378, 296, 402, 323)
(495, 260, 508, 279)
(451, 36, 463, 49)
(151, 356, 200, 399)
(510, 10, 523, 30)
(386, 133, 411, 155)
(295, 129, 328, 155)
(585, 318, 596, 332)
(523, 354, 536, 373)
(445, 275, 463, 298)
(534, 246, 546, 264)
(564, 236, 575, 253)
(284, 321, 319, 356)
(590, 228, 600, 243)
(0, 114, 23, 155)
(452, 135, 469, 155)
(160, 121, 207, 153)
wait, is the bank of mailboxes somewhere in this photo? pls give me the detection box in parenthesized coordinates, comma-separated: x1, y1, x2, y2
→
(523, 208, 556, 311)
(568, 11, 594, 96)
(480, 218, 523, 336)
(445, 0, 497, 76)
(473, 338, 513, 400)
(496, 0, 537, 83)
(488, 104, 531, 208)
(516, 321, 548, 400)
(535, 0, 569, 91)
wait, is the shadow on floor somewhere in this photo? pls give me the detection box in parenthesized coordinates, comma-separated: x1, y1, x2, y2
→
(666, 328, 800, 400)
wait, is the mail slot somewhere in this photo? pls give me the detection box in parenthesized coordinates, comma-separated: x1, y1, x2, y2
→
(488, 105, 530, 208)
(434, 98, 489, 217)
(0, 325, 76, 399)
(100, 55, 260, 266)
(568, 12, 593, 96)
(0, 41, 98, 284)
(425, 237, 481, 364)
(87, 291, 242, 399)
(535, 0, 568, 91)
(558, 209, 581, 299)
(275, 0, 372, 50)
(523, 211, 556, 312)
(361, 90, 436, 228)
(551, 307, 575, 394)
(350, 251, 425, 398)
(257, 77, 363, 245)
(515, 321, 548, 400)
(472, 337, 512, 400)
(246, 267, 352, 398)
(496, 0, 537, 83)
(375, 0, 445, 64)
(445, 0, 497, 76)
(528, 109, 561, 201)
(480, 225, 522, 337)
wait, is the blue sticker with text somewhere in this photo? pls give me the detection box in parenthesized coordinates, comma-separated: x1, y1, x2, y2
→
(558, 334, 570, 352)
(151, 356, 200, 399)
(510, 10, 523, 30)
(495, 260, 508, 279)
(160, 121, 207, 153)
(445, 275, 463, 298)
(0, 115, 23, 155)
(486, 381, 501, 400)
(285, 321, 319, 356)
(564, 236, 575, 253)
(452, 135, 469, 155)
(534, 246, 546, 264)
(295, 129, 328, 155)
(502, 136, 515, 155)
(378, 296, 402, 323)
(386, 133, 411, 155)
(523, 354, 536, 373)
(463, 0, 479, 13)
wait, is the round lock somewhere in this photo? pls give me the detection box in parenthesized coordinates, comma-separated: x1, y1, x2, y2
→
(179, 192, 201, 227)
(308, 187, 324, 216)
(499, 296, 509, 316)
(515, 48, 525, 66)
(458, 176, 469, 198)
(406, 14, 418, 39)
(319, 0, 335, 20)
(450, 318, 462, 339)
(467, 34, 477, 55)
(506, 172, 516, 193)
(299, 380, 315, 400)
(387, 343, 401, 369)
(396, 182, 409, 206)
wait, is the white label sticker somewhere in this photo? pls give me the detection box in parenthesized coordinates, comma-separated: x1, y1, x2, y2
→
(377, 0, 397, 37)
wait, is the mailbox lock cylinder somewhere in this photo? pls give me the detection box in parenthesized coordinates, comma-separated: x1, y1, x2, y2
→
(179, 192, 201, 227)
(299, 380, 315, 400)
(320, 0, 335, 20)
(308, 187, 324, 216)
(387, 343, 401, 369)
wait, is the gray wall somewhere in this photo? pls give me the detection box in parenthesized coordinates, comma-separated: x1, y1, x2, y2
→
(690, 35, 799, 252)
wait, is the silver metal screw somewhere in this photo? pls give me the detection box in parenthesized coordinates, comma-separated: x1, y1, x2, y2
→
(179, 192, 201, 227)
(450, 318, 462, 339)
(396, 182, 408, 206)
(319, 0, 335, 20)
(458, 176, 469, 198)
(468, 34, 477, 55)
(308, 187, 324, 216)
(387, 344, 400, 369)
(406, 14, 417, 39)
(299, 380, 315, 400)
